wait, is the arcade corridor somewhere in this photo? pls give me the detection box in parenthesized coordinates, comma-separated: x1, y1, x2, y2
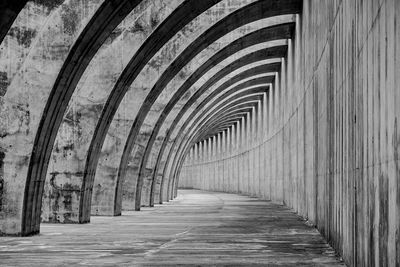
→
(1, 0, 400, 266)
(0, 190, 344, 266)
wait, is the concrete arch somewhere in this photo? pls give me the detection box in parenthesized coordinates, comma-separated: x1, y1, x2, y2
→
(164, 94, 266, 200)
(1, 0, 115, 236)
(0, 0, 301, 236)
(96, 26, 288, 211)
(88, 2, 285, 213)
(44, 0, 242, 220)
(144, 83, 272, 206)
(155, 81, 272, 203)
(23, 0, 146, 235)
(149, 85, 269, 205)
(83, 0, 258, 213)
(143, 63, 279, 205)
(41, 0, 173, 222)
(124, 26, 293, 210)
(170, 103, 264, 198)
(164, 94, 262, 199)
(2, 2, 399, 266)
(193, 110, 257, 150)
(197, 108, 259, 141)
(0, 0, 222, 236)
(156, 88, 269, 203)
(176, 95, 265, 197)
(2, 0, 167, 235)
(137, 54, 282, 207)
(86, 0, 300, 214)
(139, 56, 283, 206)
(156, 77, 274, 202)
(18, 0, 220, 235)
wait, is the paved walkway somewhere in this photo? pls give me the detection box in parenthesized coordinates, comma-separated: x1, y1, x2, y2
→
(0, 190, 344, 266)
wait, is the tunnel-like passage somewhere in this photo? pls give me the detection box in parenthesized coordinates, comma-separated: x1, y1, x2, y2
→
(0, 190, 344, 266)
(0, 0, 400, 266)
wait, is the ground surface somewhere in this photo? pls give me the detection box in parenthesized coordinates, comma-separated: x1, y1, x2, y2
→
(0, 190, 344, 266)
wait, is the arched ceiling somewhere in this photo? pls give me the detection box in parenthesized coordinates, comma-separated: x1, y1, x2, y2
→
(0, 0, 302, 236)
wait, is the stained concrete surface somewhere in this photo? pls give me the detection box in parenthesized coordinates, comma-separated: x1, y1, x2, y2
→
(0, 190, 343, 266)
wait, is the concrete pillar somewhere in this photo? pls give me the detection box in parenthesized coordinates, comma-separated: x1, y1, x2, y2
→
(227, 127, 232, 191)
(255, 103, 261, 197)
(261, 93, 267, 199)
(231, 124, 237, 192)
(246, 113, 251, 194)
(195, 143, 199, 189)
(207, 138, 212, 190)
(200, 141, 204, 189)
(216, 133, 221, 190)
(236, 122, 239, 193)
(212, 136, 217, 191)
(250, 108, 256, 196)
(221, 130, 226, 191)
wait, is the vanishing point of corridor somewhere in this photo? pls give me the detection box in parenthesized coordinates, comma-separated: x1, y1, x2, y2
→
(0, 190, 343, 266)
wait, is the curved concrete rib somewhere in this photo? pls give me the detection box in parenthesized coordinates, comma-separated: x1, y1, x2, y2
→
(157, 77, 274, 202)
(170, 106, 262, 198)
(93, 1, 269, 213)
(197, 107, 258, 142)
(50, 0, 246, 218)
(174, 114, 255, 196)
(144, 63, 279, 205)
(164, 97, 264, 200)
(148, 85, 269, 205)
(22, 0, 147, 235)
(149, 86, 272, 206)
(154, 78, 266, 204)
(82, 0, 228, 212)
(88, 0, 300, 213)
(1, 0, 121, 236)
(145, 0, 301, 204)
(42, 0, 176, 222)
(166, 95, 265, 199)
(22, 0, 220, 234)
(0, 0, 300, 236)
(149, 83, 270, 205)
(193, 111, 255, 153)
(148, 62, 286, 205)
(126, 27, 292, 210)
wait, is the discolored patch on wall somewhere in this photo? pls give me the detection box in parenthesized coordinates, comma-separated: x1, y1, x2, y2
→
(42, 171, 82, 223)
(35, 0, 65, 10)
(7, 26, 37, 47)
(0, 150, 4, 212)
(60, 4, 79, 36)
(0, 71, 9, 96)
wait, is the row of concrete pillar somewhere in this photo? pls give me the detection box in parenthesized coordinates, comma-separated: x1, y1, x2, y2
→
(1, 1, 400, 266)
(180, 71, 283, 200)
(180, 1, 400, 266)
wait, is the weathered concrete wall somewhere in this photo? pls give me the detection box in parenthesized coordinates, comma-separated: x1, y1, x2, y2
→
(42, 0, 181, 222)
(0, 0, 302, 236)
(0, 0, 104, 234)
(1, 1, 398, 265)
(180, 1, 400, 266)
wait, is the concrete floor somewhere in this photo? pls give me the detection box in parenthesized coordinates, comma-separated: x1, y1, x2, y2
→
(0, 190, 344, 266)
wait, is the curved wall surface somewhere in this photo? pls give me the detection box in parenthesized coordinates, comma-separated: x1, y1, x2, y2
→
(179, 1, 400, 266)
(0, 1, 399, 266)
